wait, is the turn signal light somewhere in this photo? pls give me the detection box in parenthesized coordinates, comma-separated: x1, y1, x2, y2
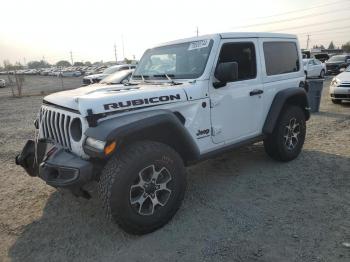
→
(104, 141, 117, 156)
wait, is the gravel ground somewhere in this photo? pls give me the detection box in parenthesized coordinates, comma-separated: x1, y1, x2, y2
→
(0, 78, 349, 262)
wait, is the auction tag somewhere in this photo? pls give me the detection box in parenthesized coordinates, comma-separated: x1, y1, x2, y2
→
(188, 40, 210, 51)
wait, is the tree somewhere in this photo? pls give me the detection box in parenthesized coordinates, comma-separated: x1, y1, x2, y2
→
(73, 62, 84, 66)
(123, 58, 131, 64)
(328, 41, 335, 50)
(27, 60, 50, 69)
(84, 61, 92, 66)
(56, 60, 71, 67)
(341, 42, 350, 53)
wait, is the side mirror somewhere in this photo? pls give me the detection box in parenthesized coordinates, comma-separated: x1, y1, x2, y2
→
(214, 62, 238, 88)
(121, 79, 129, 84)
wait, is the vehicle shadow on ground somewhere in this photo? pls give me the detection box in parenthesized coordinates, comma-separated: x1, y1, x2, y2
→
(8, 145, 350, 262)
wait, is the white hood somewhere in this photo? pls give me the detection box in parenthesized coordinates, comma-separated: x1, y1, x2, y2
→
(84, 73, 108, 80)
(44, 83, 189, 116)
(336, 71, 350, 82)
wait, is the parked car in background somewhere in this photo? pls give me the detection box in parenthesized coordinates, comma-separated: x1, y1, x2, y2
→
(59, 70, 82, 77)
(314, 53, 329, 63)
(0, 79, 6, 88)
(99, 69, 134, 85)
(303, 58, 326, 78)
(325, 54, 350, 75)
(82, 64, 136, 85)
(329, 66, 350, 104)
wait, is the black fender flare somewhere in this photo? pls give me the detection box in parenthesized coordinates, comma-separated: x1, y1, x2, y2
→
(84, 109, 199, 163)
(263, 87, 310, 134)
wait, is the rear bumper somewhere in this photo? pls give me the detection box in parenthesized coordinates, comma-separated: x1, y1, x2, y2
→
(16, 140, 93, 188)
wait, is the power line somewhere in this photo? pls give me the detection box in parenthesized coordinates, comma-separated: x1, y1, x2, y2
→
(231, 6, 349, 29)
(297, 26, 350, 36)
(256, 0, 348, 19)
(268, 17, 350, 33)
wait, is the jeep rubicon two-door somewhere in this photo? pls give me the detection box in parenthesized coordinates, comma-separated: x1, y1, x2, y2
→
(16, 33, 309, 234)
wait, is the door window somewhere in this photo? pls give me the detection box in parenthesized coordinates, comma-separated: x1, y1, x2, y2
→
(263, 42, 300, 75)
(216, 42, 257, 81)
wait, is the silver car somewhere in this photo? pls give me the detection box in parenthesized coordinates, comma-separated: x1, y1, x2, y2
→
(0, 79, 6, 88)
(329, 66, 350, 104)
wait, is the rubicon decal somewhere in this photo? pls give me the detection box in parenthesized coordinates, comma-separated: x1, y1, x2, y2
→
(103, 94, 181, 110)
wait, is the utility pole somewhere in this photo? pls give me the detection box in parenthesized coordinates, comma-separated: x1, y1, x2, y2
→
(306, 34, 310, 50)
(121, 35, 125, 60)
(196, 26, 199, 37)
(70, 51, 74, 65)
(114, 43, 118, 63)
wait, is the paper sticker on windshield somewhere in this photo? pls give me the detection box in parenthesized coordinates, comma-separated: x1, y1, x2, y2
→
(188, 40, 210, 51)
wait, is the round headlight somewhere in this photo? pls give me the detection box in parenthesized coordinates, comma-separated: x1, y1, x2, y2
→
(70, 118, 82, 142)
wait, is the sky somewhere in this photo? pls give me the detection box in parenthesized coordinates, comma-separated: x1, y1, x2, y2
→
(1, 0, 350, 65)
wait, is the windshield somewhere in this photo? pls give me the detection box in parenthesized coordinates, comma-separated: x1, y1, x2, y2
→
(133, 39, 213, 80)
(103, 66, 120, 74)
(100, 70, 133, 84)
(328, 55, 346, 62)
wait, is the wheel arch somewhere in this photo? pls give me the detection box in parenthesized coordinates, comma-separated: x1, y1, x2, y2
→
(263, 87, 310, 134)
(85, 109, 199, 164)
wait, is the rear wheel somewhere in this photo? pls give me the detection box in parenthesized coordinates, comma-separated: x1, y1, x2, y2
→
(98, 141, 186, 235)
(264, 105, 306, 162)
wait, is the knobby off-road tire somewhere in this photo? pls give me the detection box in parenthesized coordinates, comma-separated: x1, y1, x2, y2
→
(264, 105, 306, 162)
(98, 141, 186, 235)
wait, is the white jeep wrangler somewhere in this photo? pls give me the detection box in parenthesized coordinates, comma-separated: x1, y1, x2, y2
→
(16, 32, 310, 234)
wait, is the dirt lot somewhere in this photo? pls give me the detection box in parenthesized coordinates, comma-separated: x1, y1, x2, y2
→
(0, 75, 83, 97)
(0, 78, 349, 262)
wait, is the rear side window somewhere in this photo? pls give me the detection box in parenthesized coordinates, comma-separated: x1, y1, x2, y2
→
(263, 42, 300, 76)
(217, 42, 257, 81)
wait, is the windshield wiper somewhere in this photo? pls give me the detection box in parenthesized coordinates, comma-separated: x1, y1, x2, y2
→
(132, 74, 153, 84)
(152, 74, 182, 85)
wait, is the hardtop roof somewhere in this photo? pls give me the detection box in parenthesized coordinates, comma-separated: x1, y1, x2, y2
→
(155, 32, 297, 48)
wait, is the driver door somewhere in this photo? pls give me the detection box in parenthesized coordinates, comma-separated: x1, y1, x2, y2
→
(209, 39, 263, 144)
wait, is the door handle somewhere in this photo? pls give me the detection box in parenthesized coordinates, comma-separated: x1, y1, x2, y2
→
(250, 89, 264, 96)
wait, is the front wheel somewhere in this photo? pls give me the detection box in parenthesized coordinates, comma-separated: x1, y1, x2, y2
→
(98, 141, 186, 235)
(264, 105, 306, 162)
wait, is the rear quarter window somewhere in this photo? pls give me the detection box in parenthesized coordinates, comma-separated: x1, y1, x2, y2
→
(263, 42, 300, 76)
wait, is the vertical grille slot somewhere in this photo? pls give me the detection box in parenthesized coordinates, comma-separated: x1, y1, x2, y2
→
(66, 115, 72, 149)
(39, 106, 74, 150)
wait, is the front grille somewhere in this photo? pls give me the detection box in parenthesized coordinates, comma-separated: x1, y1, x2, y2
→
(39, 106, 74, 150)
(339, 83, 350, 88)
(334, 94, 350, 99)
(326, 65, 339, 70)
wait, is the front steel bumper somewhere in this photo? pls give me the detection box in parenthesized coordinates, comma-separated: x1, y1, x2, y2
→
(16, 139, 93, 188)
